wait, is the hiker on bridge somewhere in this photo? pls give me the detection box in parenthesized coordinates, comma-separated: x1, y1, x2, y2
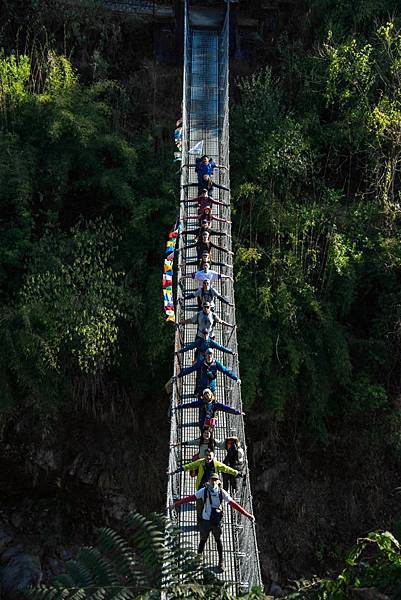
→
(170, 430, 225, 487)
(197, 155, 227, 187)
(176, 346, 239, 387)
(184, 205, 230, 226)
(179, 229, 233, 261)
(170, 448, 241, 492)
(222, 436, 245, 493)
(184, 249, 231, 271)
(180, 262, 232, 289)
(171, 428, 225, 458)
(170, 472, 254, 572)
(179, 304, 235, 342)
(183, 278, 233, 310)
(181, 219, 229, 242)
(182, 155, 229, 195)
(176, 327, 235, 361)
(175, 347, 240, 397)
(182, 188, 229, 212)
(175, 384, 243, 430)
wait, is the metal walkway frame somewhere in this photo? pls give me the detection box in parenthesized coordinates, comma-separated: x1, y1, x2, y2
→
(167, 1, 262, 593)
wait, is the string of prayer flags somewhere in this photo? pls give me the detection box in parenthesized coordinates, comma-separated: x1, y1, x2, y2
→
(163, 227, 179, 323)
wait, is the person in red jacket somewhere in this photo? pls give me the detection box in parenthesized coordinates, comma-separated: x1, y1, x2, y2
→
(182, 188, 229, 212)
(184, 205, 230, 226)
(170, 472, 255, 572)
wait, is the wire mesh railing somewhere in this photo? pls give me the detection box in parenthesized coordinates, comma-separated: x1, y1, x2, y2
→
(166, 0, 262, 593)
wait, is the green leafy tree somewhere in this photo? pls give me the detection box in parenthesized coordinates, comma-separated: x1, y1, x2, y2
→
(317, 531, 401, 599)
(232, 24, 401, 439)
(0, 48, 176, 414)
(323, 23, 401, 215)
(0, 217, 131, 413)
(20, 217, 128, 375)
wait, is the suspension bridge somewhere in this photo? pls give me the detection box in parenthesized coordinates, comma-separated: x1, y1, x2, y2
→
(103, 0, 262, 590)
(166, 1, 262, 593)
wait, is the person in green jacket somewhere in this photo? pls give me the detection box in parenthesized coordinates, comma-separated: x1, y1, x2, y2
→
(172, 448, 241, 491)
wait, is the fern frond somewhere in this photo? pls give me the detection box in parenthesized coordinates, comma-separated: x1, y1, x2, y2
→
(53, 559, 92, 588)
(29, 513, 228, 598)
(86, 590, 107, 600)
(26, 587, 60, 600)
(104, 590, 136, 600)
(74, 547, 118, 587)
(62, 589, 87, 600)
(96, 527, 144, 588)
(161, 517, 204, 587)
(126, 513, 165, 586)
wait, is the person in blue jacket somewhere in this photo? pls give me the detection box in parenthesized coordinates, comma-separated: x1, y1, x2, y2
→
(175, 347, 241, 396)
(182, 156, 229, 195)
(197, 156, 229, 195)
(175, 387, 244, 431)
(176, 328, 235, 361)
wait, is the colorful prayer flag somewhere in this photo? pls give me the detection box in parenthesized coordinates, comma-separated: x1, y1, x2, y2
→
(162, 224, 180, 323)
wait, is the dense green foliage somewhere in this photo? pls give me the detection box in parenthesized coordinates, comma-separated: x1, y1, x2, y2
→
(317, 531, 401, 599)
(285, 531, 401, 599)
(232, 22, 401, 439)
(0, 48, 176, 416)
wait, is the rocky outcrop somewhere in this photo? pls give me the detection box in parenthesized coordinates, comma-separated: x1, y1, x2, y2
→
(0, 529, 42, 599)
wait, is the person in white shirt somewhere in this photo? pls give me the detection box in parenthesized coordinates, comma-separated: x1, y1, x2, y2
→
(180, 262, 232, 290)
(170, 473, 254, 572)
